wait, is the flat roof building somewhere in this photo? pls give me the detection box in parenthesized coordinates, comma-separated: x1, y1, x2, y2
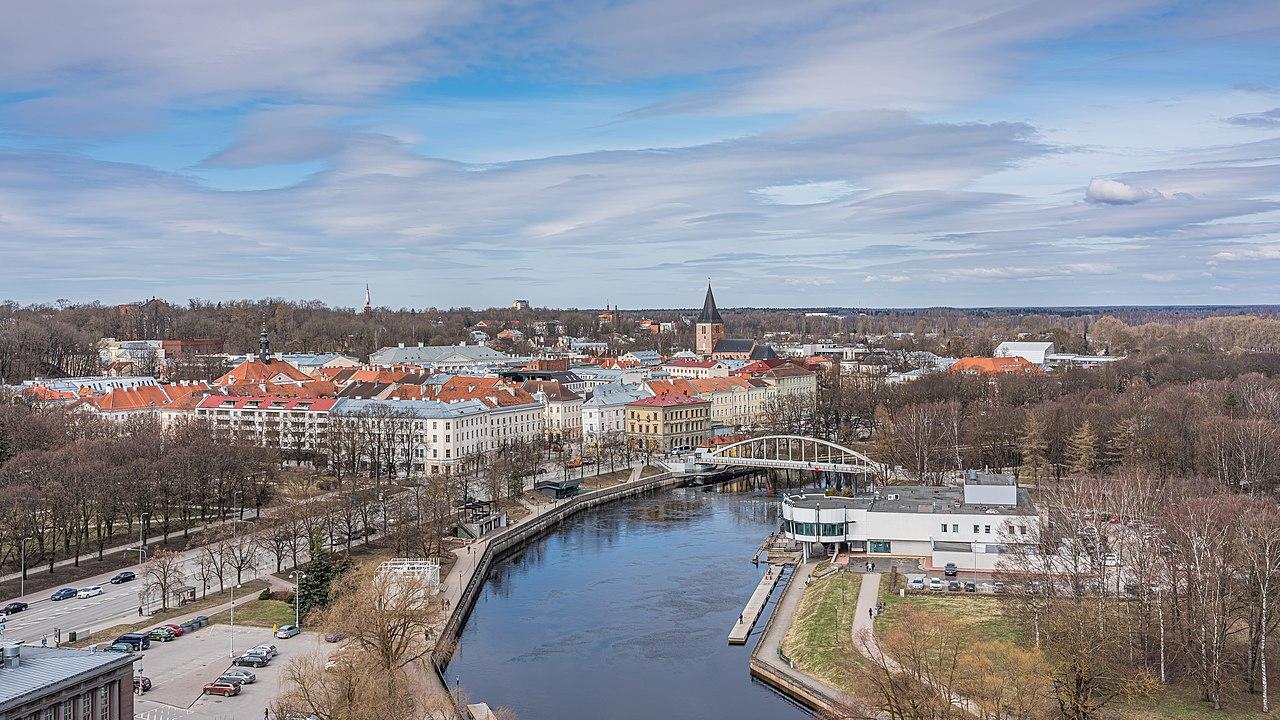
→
(0, 643, 136, 720)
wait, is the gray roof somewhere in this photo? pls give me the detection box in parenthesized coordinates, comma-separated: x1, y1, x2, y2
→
(0, 646, 135, 712)
(713, 338, 756, 354)
(369, 345, 511, 366)
(583, 383, 649, 407)
(785, 485, 1035, 516)
(331, 398, 489, 419)
(696, 284, 723, 324)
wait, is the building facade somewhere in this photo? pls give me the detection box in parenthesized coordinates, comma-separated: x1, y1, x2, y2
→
(0, 644, 135, 720)
(625, 393, 712, 452)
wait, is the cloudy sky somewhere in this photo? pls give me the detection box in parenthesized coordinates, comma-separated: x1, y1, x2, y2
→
(2, 1, 1279, 310)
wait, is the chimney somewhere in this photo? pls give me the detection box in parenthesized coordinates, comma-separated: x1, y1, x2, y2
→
(1, 642, 20, 669)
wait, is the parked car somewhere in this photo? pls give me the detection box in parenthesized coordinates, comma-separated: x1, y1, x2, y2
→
(993, 581, 1006, 594)
(109, 571, 136, 584)
(113, 633, 150, 651)
(147, 628, 175, 642)
(76, 586, 103, 599)
(908, 577, 925, 590)
(133, 676, 152, 692)
(964, 581, 977, 593)
(162, 623, 185, 637)
(323, 631, 346, 643)
(249, 644, 278, 658)
(943, 563, 958, 577)
(216, 674, 249, 687)
(947, 580, 962, 592)
(223, 669, 256, 684)
(2, 602, 29, 615)
(51, 588, 78, 601)
(193, 615, 209, 628)
(275, 625, 301, 639)
(1102, 552, 1120, 567)
(233, 654, 269, 668)
(103, 643, 135, 653)
(928, 577, 943, 591)
(203, 681, 240, 697)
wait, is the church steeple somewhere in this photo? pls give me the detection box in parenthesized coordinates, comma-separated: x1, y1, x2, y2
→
(258, 322, 271, 362)
(363, 284, 372, 315)
(696, 283, 723, 324)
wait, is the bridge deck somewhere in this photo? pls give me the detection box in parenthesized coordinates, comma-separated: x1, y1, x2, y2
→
(728, 565, 783, 645)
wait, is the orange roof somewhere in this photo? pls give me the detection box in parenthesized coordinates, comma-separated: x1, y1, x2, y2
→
(215, 357, 312, 386)
(346, 368, 411, 385)
(428, 376, 538, 407)
(88, 385, 172, 411)
(214, 381, 337, 398)
(628, 393, 708, 408)
(20, 385, 77, 402)
(649, 377, 754, 396)
(948, 356, 1043, 376)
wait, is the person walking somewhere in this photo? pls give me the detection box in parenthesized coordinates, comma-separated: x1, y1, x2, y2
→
(137, 606, 143, 617)
(868, 607, 874, 620)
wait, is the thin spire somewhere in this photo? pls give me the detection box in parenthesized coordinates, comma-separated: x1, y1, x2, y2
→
(696, 282, 723, 324)
(258, 322, 270, 362)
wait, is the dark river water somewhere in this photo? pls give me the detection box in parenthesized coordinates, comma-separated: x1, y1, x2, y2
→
(447, 484, 812, 720)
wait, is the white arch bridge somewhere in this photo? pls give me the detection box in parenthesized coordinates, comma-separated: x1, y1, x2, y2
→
(693, 435, 885, 476)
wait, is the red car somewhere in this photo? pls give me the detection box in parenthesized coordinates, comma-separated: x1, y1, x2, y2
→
(203, 681, 240, 697)
(163, 623, 184, 637)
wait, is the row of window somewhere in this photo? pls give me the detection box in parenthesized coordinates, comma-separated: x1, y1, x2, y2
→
(26, 682, 116, 720)
(939, 523, 1028, 536)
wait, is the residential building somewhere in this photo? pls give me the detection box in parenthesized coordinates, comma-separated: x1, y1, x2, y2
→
(625, 393, 712, 452)
(522, 380, 583, 442)
(1044, 352, 1125, 369)
(663, 359, 731, 379)
(582, 383, 650, 444)
(369, 343, 514, 372)
(619, 350, 662, 367)
(279, 353, 361, 376)
(511, 299, 531, 311)
(0, 643, 136, 720)
(329, 398, 492, 475)
(647, 376, 769, 430)
(428, 377, 544, 446)
(694, 284, 726, 355)
(779, 471, 1038, 570)
(994, 341, 1055, 365)
(196, 396, 337, 461)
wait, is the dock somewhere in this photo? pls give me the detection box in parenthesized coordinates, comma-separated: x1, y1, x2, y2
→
(728, 565, 783, 644)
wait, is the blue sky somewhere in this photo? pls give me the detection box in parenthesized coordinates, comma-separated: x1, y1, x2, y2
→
(2, 1, 1279, 310)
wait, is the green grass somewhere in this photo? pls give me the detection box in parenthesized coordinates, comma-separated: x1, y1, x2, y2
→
(208, 599, 298, 628)
(781, 572, 863, 693)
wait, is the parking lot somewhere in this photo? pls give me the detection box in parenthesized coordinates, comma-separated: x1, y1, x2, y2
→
(131, 622, 324, 719)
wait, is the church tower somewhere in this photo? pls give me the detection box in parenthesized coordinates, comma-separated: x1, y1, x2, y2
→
(363, 284, 372, 316)
(258, 322, 271, 363)
(695, 283, 725, 356)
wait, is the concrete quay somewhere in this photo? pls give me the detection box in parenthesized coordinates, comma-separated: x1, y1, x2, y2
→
(728, 565, 783, 644)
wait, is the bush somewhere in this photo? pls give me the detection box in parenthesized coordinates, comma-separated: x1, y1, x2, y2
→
(258, 588, 272, 601)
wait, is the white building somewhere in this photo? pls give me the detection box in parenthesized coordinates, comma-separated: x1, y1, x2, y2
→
(994, 341, 1055, 365)
(370, 343, 513, 372)
(582, 383, 650, 443)
(780, 472, 1038, 570)
(330, 398, 492, 475)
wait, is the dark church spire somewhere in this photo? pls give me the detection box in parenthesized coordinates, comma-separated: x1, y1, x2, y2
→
(259, 322, 270, 362)
(696, 283, 723, 324)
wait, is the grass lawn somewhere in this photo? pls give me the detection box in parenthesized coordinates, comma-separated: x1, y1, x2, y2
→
(781, 571, 863, 694)
(876, 588, 1022, 644)
(1120, 683, 1270, 720)
(208, 599, 297, 628)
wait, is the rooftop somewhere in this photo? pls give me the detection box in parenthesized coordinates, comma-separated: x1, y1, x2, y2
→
(628, 393, 709, 408)
(784, 485, 1036, 516)
(0, 645, 135, 712)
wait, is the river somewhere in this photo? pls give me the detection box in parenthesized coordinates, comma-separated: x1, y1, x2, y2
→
(447, 483, 812, 720)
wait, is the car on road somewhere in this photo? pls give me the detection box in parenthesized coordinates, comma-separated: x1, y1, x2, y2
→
(928, 577, 943, 591)
(249, 644, 278, 658)
(964, 581, 977, 593)
(275, 624, 301, 639)
(947, 580, 961, 592)
(133, 676, 152, 692)
(76, 586, 103, 599)
(113, 633, 150, 651)
(944, 563, 958, 577)
(51, 588, 78, 601)
(162, 623, 185, 637)
(109, 571, 136, 584)
(233, 654, 269, 668)
(909, 577, 925, 591)
(216, 674, 249, 687)
(202, 681, 240, 697)
(223, 669, 256, 684)
(2, 602, 29, 615)
(147, 628, 175, 642)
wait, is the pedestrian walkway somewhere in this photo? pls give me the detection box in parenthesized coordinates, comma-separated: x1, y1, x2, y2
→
(751, 561, 851, 708)
(851, 572, 883, 660)
(728, 565, 782, 644)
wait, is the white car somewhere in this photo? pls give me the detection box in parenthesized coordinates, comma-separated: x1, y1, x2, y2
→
(249, 644, 278, 659)
(77, 586, 103, 598)
(928, 577, 944, 591)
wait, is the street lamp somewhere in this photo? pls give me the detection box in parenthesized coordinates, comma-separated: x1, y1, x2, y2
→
(290, 571, 307, 629)
(229, 583, 242, 658)
(19, 537, 32, 597)
(138, 513, 150, 564)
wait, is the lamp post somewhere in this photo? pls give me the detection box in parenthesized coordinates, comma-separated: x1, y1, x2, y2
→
(290, 571, 306, 629)
(229, 583, 242, 658)
(138, 513, 150, 564)
(19, 537, 31, 597)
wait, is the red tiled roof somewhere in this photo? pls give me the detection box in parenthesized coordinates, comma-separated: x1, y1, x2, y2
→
(627, 393, 709, 408)
(215, 357, 312, 386)
(196, 396, 338, 411)
(948, 356, 1043, 375)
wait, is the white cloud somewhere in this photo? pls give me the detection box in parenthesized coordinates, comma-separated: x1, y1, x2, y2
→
(1085, 178, 1165, 204)
(753, 181, 861, 205)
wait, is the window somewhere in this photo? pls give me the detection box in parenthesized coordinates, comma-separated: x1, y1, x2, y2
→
(973, 525, 980, 534)
(984, 525, 991, 534)
(952, 524, 959, 533)
(940, 523, 947, 533)
(869, 540, 892, 554)
(1019, 525, 1027, 535)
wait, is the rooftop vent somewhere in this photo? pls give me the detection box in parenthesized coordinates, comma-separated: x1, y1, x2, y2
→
(2, 642, 20, 669)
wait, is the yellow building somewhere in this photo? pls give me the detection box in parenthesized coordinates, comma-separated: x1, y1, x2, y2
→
(625, 393, 712, 452)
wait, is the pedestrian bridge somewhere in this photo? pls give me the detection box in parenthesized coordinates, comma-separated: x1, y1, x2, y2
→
(693, 435, 885, 476)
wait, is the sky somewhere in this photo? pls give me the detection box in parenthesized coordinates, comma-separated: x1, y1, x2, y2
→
(2, 1, 1280, 310)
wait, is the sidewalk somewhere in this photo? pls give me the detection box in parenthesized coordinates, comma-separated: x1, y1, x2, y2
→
(752, 562, 850, 705)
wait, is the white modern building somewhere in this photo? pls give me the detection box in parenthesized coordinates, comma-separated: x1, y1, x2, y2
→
(780, 471, 1038, 570)
(369, 343, 514, 372)
(582, 383, 650, 443)
(994, 341, 1055, 365)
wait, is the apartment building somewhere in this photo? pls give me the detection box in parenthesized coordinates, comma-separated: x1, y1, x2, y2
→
(625, 394, 712, 452)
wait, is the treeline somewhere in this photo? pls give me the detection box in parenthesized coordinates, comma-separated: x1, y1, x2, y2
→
(0, 405, 276, 574)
